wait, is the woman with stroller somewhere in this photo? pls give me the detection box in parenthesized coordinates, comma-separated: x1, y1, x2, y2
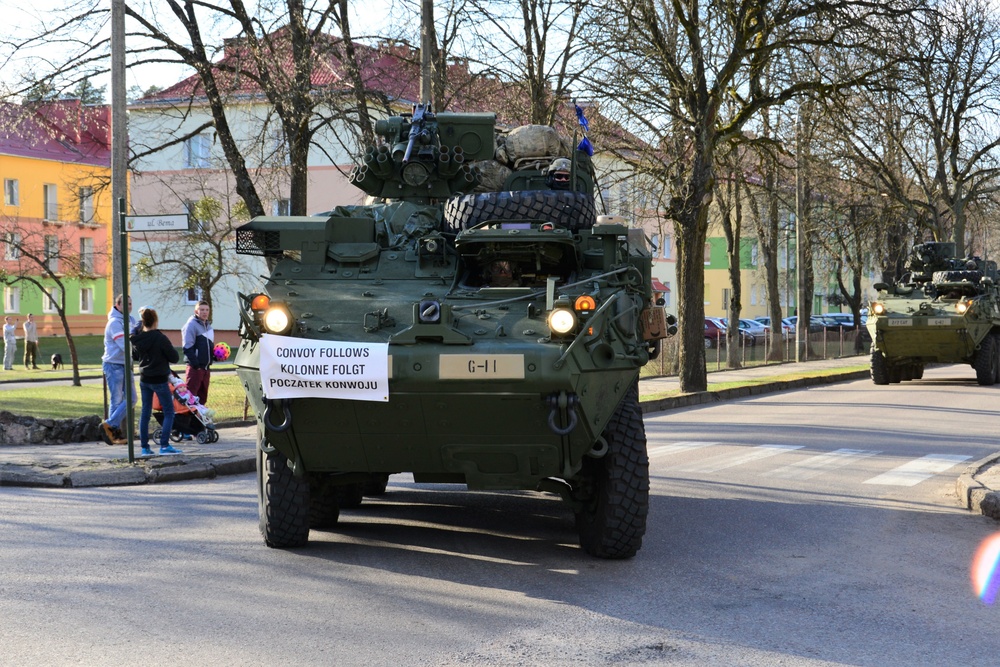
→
(130, 308, 183, 456)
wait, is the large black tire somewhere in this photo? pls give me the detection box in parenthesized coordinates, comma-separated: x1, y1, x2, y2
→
(913, 363, 924, 380)
(308, 476, 341, 529)
(574, 382, 649, 559)
(258, 436, 310, 548)
(870, 345, 889, 385)
(444, 190, 597, 232)
(975, 335, 996, 386)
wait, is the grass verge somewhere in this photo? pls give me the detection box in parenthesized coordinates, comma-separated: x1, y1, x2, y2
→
(0, 374, 249, 423)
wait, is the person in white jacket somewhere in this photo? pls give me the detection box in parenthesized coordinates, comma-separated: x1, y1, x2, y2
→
(2, 315, 16, 371)
(99, 295, 137, 445)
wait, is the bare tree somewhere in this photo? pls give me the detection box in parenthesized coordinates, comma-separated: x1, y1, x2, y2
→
(583, 0, 921, 392)
(0, 219, 100, 386)
(829, 0, 1000, 257)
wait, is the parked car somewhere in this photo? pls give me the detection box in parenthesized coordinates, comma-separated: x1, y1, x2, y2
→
(738, 318, 769, 345)
(705, 317, 753, 348)
(822, 312, 857, 329)
(785, 316, 826, 334)
(704, 317, 726, 348)
(753, 316, 793, 340)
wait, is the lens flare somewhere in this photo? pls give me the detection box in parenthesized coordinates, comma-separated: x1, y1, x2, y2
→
(971, 533, 1000, 605)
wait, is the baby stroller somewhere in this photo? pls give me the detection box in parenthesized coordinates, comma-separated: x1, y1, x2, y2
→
(151, 374, 219, 444)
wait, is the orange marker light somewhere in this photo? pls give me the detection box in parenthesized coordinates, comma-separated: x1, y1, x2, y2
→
(251, 294, 271, 311)
(574, 295, 597, 312)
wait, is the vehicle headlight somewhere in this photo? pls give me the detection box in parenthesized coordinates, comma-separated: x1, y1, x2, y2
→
(262, 304, 294, 335)
(956, 301, 970, 314)
(872, 302, 885, 315)
(547, 307, 578, 335)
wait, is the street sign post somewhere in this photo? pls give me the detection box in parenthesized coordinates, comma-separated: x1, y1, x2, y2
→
(124, 214, 190, 233)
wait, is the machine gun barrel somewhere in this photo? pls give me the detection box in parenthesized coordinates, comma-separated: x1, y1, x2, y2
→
(402, 104, 430, 163)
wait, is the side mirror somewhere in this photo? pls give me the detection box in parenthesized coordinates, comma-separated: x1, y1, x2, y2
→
(656, 297, 665, 306)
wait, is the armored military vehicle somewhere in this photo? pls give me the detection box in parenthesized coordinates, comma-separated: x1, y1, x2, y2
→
(866, 241, 1000, 385)
(233, 106, 673, 558)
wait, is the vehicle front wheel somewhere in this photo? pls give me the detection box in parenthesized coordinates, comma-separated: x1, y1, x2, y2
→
(870, 345, 889, 385)
(573, 381, 649, 559)
(258, 434, 310, 548)
(975, 335, 996, 386)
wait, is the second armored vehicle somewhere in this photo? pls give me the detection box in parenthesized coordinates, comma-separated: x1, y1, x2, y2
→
(866, 241, 1000, 385)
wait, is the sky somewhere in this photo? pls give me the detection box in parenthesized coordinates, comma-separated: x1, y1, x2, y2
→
(2, 0, 406, 102)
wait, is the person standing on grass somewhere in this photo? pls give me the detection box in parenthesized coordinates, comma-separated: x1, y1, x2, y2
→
(182, 300, 214, 405)
(130, 308, 182, 456)
(22, 313, 39, 370)
(3, 315, 16, 371)
(99, 294, 137, 445)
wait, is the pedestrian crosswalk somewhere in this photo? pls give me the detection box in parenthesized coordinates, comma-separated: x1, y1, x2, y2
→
(647, 442, 971, 487)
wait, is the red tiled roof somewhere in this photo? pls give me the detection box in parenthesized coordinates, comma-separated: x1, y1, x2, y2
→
(0, 100, 111, 167)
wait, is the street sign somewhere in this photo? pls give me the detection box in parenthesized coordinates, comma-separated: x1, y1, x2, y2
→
(124, 214, 189, 232)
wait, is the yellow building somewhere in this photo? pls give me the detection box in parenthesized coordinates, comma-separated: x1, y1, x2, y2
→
(0, 100, 112, 336)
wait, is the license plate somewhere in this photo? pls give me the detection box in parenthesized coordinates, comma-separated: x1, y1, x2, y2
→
(887, 319, 912, 326)
(439, 354, 525, 379)
(927, 318, 951, 326)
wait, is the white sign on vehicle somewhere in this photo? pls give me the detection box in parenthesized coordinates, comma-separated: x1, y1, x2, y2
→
(124, 214, 190, 232)
(928, 318, 952, 326)
(259, 334, 389, 402)
(887, 319, 913, 326)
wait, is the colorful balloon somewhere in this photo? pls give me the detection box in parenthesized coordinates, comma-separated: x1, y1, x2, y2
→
(213, 342, 231, 361)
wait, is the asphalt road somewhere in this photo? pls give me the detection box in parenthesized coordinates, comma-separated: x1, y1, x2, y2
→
(2, 364, 998, 666)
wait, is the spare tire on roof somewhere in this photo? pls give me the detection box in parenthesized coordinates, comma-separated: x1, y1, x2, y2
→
(444, 190, 597, 232)
(932, 269, 982, 284)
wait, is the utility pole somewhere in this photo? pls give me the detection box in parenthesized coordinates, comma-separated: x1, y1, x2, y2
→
(111, 0, 126, 298)
(420, 0, 434, 106)
(795, 107, 805, 363)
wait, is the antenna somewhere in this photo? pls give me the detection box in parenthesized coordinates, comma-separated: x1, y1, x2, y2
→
(420, 0, 434, 107)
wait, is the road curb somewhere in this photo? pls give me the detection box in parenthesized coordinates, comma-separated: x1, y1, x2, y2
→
(640, 370, 870, 414)
(956, 452, 1000, 519)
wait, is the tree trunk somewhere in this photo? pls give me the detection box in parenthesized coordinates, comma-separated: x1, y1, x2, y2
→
(674, 152, 715, 393)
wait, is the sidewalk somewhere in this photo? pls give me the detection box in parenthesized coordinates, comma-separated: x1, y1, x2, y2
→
(1, 357, 996, 520)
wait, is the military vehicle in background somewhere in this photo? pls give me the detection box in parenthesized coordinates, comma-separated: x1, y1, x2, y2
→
(232, 107, 674, 558)
(866, 241, 1000, 385)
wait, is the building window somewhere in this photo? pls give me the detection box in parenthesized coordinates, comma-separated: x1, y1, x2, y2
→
(751, 284, 758, 306)
(44, 235, 59, 272)
(78, 186, 94, 223)
(722, 288, 731, 312)
(4, 178, 18, 206)
(663, 281, 671, 307)
(80, 287, 93, 314)
(704, 243, 712, 265)
(185, 285, 204, 304)
(4, 232, 20, 260)
(43, 184, 58, 221)
(273, 199, 291, 216)
(750, 242, 759, 267)
(4, 286, 19, 313)
(662, 235, 672, 260)
(185, 134, 211, 168)
(80, 237, 94, 274)
(650, 234, 660, 255)
(43, 286, 62, 314)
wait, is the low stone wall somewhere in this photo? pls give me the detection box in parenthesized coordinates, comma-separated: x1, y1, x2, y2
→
(0, 412, 103, 446)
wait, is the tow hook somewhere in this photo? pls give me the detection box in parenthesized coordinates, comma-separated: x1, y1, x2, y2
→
(547, 392, 579, 436)
(263, 397, 292, 433)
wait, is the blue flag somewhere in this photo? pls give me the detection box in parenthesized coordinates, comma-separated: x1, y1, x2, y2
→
(575, 104, 590, 132)
(575, 104, 593, 155)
